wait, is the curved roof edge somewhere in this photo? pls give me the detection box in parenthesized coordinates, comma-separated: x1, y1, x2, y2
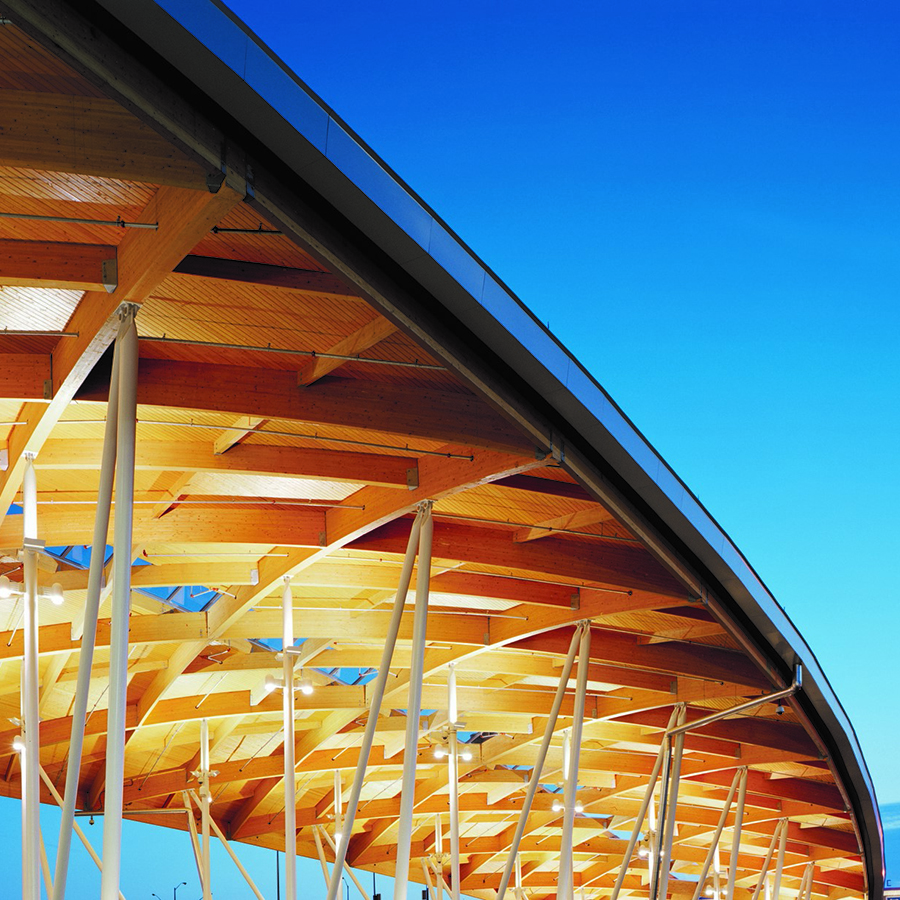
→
(67, 0, 884, 893)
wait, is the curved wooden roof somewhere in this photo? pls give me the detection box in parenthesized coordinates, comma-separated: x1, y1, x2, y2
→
(0, 2, 880, 899)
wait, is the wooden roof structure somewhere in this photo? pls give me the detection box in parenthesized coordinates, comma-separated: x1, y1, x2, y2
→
(0, 2, 882, 899)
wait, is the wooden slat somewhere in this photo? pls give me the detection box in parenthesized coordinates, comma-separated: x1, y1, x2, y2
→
(0, 184, 241, 523)
(0, 91, 206, 186)
(0, 239, 114, 291)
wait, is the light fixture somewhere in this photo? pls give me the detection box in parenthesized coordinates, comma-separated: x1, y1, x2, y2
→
(460, 749, 473, 762)
(552, 800, 563, 812)
(12, 735, 24, 753)
(49, 582, 64, 606)
(574, 802, 584, 813)
(264, 674, 278, 693)
(434, 747, 447, 759)
(298, 677, 314, 696)
(0, 575, 11, 599)
(637, 847, 650, 860)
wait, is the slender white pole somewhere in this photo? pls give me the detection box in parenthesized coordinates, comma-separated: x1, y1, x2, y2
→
(21, 453, 40, 900)
(326, 510, 424, 900)
(726, 768, 748, 900)
(608, 712, 675, 900)
(447, 663, 460, 900)
(334, 769, 343, 844)
(802, 863, 815, 900)
(183, 792, 205, 885)
(713, 842, 721, 900)
(40, 766, 127, 900)
(749, 821, 784, 900)
(187, 789, 265, 900)
(771, 818, 787, 900)
(558, 623, 591, 900)
(312, 824, 331, 886)
(448, 729, 461, 900)
(200, 718, 212, 900)
(514, 853, 523, 900)
(689, 768, 742, 900)
(54, 336, 121, 900)
(39, 830, 52, 898)
(100, 304, 139, 900)
(394, 501, 433, 900)
(657, 705, 686, 900)
(421, 858, 438, 900)
(320, 826, 373, 900)
(496, 624, 584, 900)
(282, 576, 297, 900)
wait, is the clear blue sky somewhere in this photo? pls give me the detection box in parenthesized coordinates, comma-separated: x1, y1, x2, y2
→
(3, 0, 898, 894)
(221, 0, 899, 798)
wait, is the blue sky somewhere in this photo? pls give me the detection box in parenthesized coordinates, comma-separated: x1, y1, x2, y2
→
(220, 0, 899, 798)
(3, 0, 899, 894)
(222, 0, 900, 876)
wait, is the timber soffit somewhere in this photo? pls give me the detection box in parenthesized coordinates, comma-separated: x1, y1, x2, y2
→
(0, 0, 881, 897)
(61, 0, 882, 885)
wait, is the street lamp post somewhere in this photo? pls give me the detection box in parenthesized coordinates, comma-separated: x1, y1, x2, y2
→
(174, 881, 187, 900)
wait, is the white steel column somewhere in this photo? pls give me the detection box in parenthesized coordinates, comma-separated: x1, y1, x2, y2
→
(326, 510, 424, 900)
(558, 622, 591, 900)
(21, 453, 40, 900)
(100, 304, 139, 900)
(656, 705, 686, 900)
(771, 818, 787, 900)
(187, 789, 265, 900)
(726, 768, 748, 900)
(199, 718, 212, 900)
(447, 664, 460, 900)
(749, 821, 784, 900)
(39, 766, 127, 900)
(282, 576, 297, 900)
(334, 770, 343, 844)
(689, 768, 742, 900)
(394, 500, 433, 900)
(54, 336, 121, 900)
(496, 624, 584, 900)
(608, 709, 676, 900)
(320, 827, 373, 900)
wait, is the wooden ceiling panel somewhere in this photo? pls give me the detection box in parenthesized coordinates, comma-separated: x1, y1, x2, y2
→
(0, 13, 867, 900)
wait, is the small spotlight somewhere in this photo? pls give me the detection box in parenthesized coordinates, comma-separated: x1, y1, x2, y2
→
(0, 575, 11, 599)
(12, 735, 24, 753)
(460, 749, 473, 761)
(574, 802, 584, 813)
(434, 747, 446, 759)
(775, 703, 785, 716)
(299, 678, 314, 696)
(49, 582, 64, 606)
(264, 674, 278, 693)
(637, 847, 650, 859)
(334, 831, 342, 845)
(552, 801, 563, 812)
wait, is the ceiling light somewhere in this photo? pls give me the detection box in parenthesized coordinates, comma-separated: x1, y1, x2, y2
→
(49, 582, 64, 606)
(264, 674, 278, 693)
(12, 735, 24, 753)
(0, 576, 11, 599)
(299, 678, 314, 696)
(552, 800, 562, 812)
(460, 749, 473, 761)
(434, 747, 446, 759)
